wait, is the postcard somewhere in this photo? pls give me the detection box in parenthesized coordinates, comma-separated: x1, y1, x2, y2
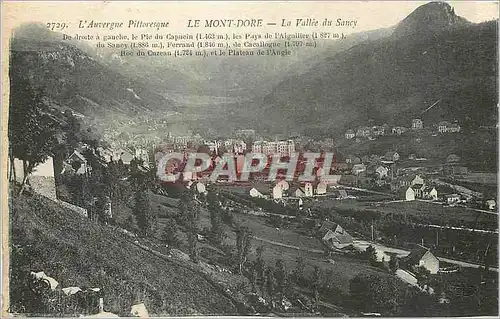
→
(2, 1, 499, 317)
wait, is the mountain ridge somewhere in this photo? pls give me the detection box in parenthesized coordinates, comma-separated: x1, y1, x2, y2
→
(393, 1, 469, 36)
(247, 16, 497, 137)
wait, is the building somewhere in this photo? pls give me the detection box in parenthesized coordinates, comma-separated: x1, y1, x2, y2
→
(316, 181, 327, 195)
(411, 183, 426, 198)
(412, 119, 423, 130)
(443, 165, 468, 176)
(64, 150, 91, 175)
(295, 188, 306, 197)
(382, 123, 390, 135)
(425, 187, 438, 201)
(352, 163, 367, 176)
(337, 189, 348, 199)
(446, 154, 461, 164)
(384, 151, 400, 162)
(252, 141, 262, 153)
(405, 187, 416, 201)
(345, 129, 355, 139)
(375, 166, 389, 179)
(276, 180, 290, 195)
(445, 194, 461, 204)
(371, 126, 384, 136)
(438, 121, 451, 133)
(345, 155, 361, 164)
(356, 126, 371, 138)
(304, 182, 314, 197)
(404, 246, 440, 274)
(485, 199, 496, 210)
(97, 147, 115, 162)
(252, 140, 295, 156)
(318, 221, 353, 250)
(410, 175, 425, 186)
(392, 126, 408, 135)
(249, 187, 265, 198)
(272, 184, 283, 199)
(448, 123, 461, 133)
(13, 156, 58, 200)
(438, 121, 461, 133)
(135, 148, 150, 167)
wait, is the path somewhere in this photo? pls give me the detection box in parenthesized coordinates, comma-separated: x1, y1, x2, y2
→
(254, 235, 498, 272)
(353, 239, 498, 272)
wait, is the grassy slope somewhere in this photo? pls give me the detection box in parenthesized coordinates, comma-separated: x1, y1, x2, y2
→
(9, 192, 237, 316)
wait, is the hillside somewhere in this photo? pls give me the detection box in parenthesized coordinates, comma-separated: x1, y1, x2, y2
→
(9, 192, 238, 316)
(250, 3, 498, 137)
(9, 27, 177, 121)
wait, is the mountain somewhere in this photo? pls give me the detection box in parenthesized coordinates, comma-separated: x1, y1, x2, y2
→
(9, 24, 177, 122)
(249, 3, 497, 137)
(393, 1, 469, 36)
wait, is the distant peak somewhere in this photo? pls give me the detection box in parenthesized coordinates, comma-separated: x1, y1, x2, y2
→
(393, 1, 469, 36)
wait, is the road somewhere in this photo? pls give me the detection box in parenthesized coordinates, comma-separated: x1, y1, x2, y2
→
(415, 199, 498, 215)
(224, 192, 498, 271)
(353, 239, 498, 272)
(253, 235, 498, 273)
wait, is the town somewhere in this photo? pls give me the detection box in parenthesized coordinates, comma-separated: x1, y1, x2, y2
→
(8, 109, 498, 316)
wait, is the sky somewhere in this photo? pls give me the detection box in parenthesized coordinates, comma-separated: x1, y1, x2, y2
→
(2, 1, 499, 38)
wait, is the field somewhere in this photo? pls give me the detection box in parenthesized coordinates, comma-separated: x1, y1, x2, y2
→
(310, 198, 498, 229)
(449, 173, 498, 199)
(200, 207, 395, 296)
(9, 192, 239, 316)
(456, 172, 497, 185)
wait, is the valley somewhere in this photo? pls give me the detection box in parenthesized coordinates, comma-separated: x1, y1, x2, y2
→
(5, 1, 498, 317)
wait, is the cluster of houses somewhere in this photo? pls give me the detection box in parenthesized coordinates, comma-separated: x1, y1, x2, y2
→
(345, 118, 461, 140)
(248, 179, 353, 201)
(317, 221, 440, 276)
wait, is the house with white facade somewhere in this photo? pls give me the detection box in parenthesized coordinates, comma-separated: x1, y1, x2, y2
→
(412, 119, 423, 130)
(345, 129, 355, 139)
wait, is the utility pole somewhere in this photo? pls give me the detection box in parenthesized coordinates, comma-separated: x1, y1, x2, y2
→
(371, 223, 374, 242)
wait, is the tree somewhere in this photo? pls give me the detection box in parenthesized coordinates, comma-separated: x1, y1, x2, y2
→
(179, 189, 199, 230)
(255, 246, 266, 294)
(293, 256, 306, 285)
(134, 189, 153, 236)
(8, 78, 59, 191)
(389, 256, 400, 273)
(265, 266, 275, 305)
(208, 194, 226, 245)
(349, 273, 403, 316)
(162, 219, 180, 248)
(180, 189, 200, 263)
(365, 245, 378, 266)
(310, 266, 322, 310)
(187, 231, 199, 263)
(235, 226, 252, 274)
(274, 259, 287, 295)
(249, 268, 257, 293)
(415, 266, 431, 288)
